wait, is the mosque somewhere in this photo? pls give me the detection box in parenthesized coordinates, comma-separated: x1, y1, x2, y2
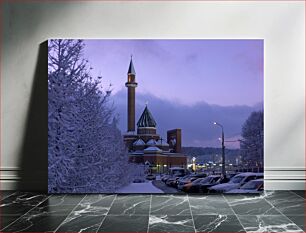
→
(123, 57, 187, 173)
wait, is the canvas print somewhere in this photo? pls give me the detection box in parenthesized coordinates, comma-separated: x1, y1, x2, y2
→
(48, 39, 263, 193)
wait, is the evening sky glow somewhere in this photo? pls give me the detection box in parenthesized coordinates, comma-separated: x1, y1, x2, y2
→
(83, 40, 263, 147)
(83, 39, 263, 106)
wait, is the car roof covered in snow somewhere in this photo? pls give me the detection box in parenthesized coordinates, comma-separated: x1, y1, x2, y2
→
(234, 172, 263, 177)
(249, 178, 264, 182)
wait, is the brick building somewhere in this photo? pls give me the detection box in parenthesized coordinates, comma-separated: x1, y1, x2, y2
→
(123, 57, 187, 173)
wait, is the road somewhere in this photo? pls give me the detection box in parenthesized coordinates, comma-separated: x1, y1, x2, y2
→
(152, 180, 185, 194)
(117, 181, 163, 193)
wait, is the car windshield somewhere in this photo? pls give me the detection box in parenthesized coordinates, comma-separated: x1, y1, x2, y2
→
(241, 180, 263, 190)
(230, 176, 244, 184)
(198, 177, 214, 184)
(211, 177, 220, 183)
(173, 170, 185, 176)
(192, 178, 206, 184)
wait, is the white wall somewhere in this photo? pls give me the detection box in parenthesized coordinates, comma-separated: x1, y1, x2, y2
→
(1, 1, 304, 190)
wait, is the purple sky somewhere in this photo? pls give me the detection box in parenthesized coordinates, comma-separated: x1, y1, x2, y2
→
(83, 40, 263, 147)
(84, 39, 263, 106)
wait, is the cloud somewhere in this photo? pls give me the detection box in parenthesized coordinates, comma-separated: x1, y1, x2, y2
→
(111, 90, 262, 148)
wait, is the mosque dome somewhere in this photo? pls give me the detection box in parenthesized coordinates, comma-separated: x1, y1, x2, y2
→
(137, 106, 157, 128)
(146, 139, 157, 146)
(144, 146, 162, 153)
(133, 138, 145, 146)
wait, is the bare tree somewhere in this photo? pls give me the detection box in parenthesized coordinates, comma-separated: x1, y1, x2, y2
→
(240, 111, 264, 168)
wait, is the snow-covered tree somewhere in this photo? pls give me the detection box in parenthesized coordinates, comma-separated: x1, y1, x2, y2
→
(240, 111, 264, 167)
(48, 39, 136, 193)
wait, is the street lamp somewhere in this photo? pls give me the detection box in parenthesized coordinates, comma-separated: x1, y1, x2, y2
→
(213, 122, 226, 177)
(192, 157, 196, 172)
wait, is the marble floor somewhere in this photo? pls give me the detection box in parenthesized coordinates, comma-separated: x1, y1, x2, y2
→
(0, 190, 304, 232)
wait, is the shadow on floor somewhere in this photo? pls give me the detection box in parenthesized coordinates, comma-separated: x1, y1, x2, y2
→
(17, 41, 48, 192)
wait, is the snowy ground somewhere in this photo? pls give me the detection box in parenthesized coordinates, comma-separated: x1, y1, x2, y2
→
(116, 181, 164, 193)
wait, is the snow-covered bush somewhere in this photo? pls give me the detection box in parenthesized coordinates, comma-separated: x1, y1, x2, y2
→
(48, 39, 133, 193)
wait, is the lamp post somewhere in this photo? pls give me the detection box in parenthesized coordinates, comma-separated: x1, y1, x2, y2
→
(214, 122, 226, 177)
(192, 157, 196, 172)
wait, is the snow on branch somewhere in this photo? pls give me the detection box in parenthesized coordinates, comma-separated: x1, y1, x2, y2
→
(48, 39, 138, 193)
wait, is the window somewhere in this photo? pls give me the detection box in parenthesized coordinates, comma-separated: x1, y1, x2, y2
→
(244, 176, 256, 183)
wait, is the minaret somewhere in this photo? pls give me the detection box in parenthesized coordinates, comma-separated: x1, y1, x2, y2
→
(125, 56, 138, 132)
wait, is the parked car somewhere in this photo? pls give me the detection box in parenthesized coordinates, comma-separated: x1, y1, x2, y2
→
(181, 175, 222, 193)
(169, 167, 187, 177)
(161, 175, 171, 183)
(199, 175, 224, 193)
(175, 175, 189, 186)
(225, 179, 264, 194)
(177, 173, 207, 190)
(226, 172, 239, 179)
(166, 176, 181, 187)
(146, 174, 156, 180)
(133, 178, 145, 183)
(178, 176, 201, 191)
(208, 172, 263, 193)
